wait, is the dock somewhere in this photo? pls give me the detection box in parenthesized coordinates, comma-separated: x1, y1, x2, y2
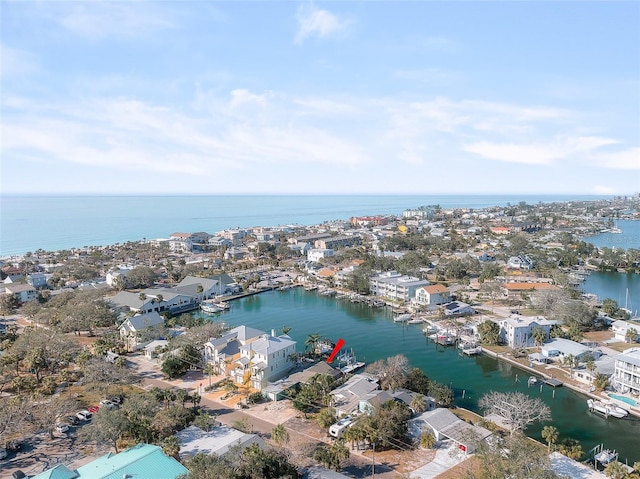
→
(544, 378, 564, 387)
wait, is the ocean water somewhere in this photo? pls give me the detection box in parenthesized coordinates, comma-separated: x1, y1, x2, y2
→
(0, 194, 606, 256)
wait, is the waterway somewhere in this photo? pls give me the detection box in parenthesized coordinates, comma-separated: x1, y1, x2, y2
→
(581, 272, 640, 316)
(583, 219, 640, 250)
(205, 288, 640, 463)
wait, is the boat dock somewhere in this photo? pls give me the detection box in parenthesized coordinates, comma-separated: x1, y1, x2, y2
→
(543, 378, 564, 387)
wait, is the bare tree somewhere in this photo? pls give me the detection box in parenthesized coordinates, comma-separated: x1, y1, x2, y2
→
(479, 391, 551, 435)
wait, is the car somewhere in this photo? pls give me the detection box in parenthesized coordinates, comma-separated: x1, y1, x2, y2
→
(12, 471, 27, 479)
(55, 423, 69, 433)
(99, 399, 116, 409)
(108, 395, 124, 405)
(87, 406, 99, 413)
(66, 415, 80, 426)
(76, 410, 93, 422)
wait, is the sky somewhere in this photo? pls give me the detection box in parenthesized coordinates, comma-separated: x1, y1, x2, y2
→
(1, 1, 639, 195)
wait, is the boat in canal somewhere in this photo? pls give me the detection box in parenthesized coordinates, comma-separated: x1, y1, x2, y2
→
(587, 399, 629, 418)
(200, 300, 224, 313)
(393, 313, 411, 322)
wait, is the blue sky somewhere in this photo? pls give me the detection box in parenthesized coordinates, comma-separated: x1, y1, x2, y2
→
(1, 1, 638, 195)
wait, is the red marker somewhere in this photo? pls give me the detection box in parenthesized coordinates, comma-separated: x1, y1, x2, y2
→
(327, 338, 345, 364)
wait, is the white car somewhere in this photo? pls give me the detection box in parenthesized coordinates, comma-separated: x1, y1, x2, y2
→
(76, 410, 93, 422)
(56, 423, 69, 433)
(99, 399, 116, 410)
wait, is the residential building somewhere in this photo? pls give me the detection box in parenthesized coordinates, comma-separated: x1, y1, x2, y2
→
(369, 271, 430, 302)
(409, 408, 492, 454)
(232, 330, 297, 390)
(204, 325, 265, 376)
(612, 320, 640, 342)
(105, 266, 133, 288)
(507, 255, 535, 270)
(119, 312, 165, 351)
(315, 235, 361, 250)
(443, 301, 475, 316)
(541, 338, 602, 362)
(414, 284, 451, 306)
(503, 282, 559, 299)
(612, 347, 640, 396)
(331, 374, 379, 416)
(498, 315, 554, 348)
(4, 283, 37, 303)
(307, 248, 335, 262)
(177, 425, 265, 459)
(27, 273, 47, 288)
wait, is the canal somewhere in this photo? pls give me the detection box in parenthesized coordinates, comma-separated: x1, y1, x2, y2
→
(206, 288, 640, 463)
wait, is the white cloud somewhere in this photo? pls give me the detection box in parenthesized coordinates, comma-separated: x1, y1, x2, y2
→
(463, 141, 563, 165)
(0, 44, 38, 78)
(592, 185, 617, 195)
(295, 4, 348, 44)
(592, 147, 640, 170)
(57, 2, 175, 39)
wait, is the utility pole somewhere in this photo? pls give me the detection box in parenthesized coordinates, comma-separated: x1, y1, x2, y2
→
(371, 441, 375, 479)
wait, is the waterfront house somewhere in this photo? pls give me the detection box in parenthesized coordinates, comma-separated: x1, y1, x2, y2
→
(612, 347, 640, 396)
(443, 301, 475, 316)
(507, 255, 535, 270)
(502, 282, 558, 299)
(331, 374, 379, 416)
(414, 284, 451, 306)
(177, 425, 265, 459)
(541, 338, 602, 362)
(108, 291, 158, 314)
(3, 283, 37, 304)
(232, 330, 297, 390)
(369, 271, 430, 302)
(204, 325, 265, 376)
(358, 390, 393, 415)
(177, 275, 235, 300)
(498, 315, 554, 348)
(119, 311, 165, 351)
(409, 408, 492, 454)
(612, 320, 640, 342)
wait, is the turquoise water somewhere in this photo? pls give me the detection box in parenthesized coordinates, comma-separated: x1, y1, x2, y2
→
(0, 194, 607, 256)
(208, 289, 640, 463)
(609, 394, 638, 407)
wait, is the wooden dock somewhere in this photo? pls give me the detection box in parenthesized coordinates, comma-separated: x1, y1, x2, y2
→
(544, 378, 564, 387)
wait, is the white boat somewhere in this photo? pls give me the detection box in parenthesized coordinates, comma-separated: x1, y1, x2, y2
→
(407, 318, 423, 324)
(201, 300, 223, 313)
(587, 399, 629, 418)
(528, 376, 539, 386)
(337, 349, 365, 374)
(393, 313, 411, 322)
(594, 448, 618, 464)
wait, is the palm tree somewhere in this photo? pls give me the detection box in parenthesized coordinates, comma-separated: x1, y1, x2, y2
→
(138, 292, 147, 303)
(305, 332, 322, 354)
(604, 460, 627, 479)
(562, 354, 578, 378)
(410, 394, 428, 414)
(175, 389, 188, 408)
(271, 423, 289, 446)
(282, 326, 292, 335)
(161, 435, 181, 460)
(541, 425, 558, 453)
(203, 363, 215, 389)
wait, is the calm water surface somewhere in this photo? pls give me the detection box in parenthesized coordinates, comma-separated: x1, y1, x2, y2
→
(208, 289, 640, 463)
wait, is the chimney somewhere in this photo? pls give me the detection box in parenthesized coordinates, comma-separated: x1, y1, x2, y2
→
(271, 329, 276, 337)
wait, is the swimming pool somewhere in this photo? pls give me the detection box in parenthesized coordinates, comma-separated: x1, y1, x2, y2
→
(609, 393, 638, 407)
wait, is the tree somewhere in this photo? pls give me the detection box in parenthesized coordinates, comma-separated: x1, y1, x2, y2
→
(271, 423, 289, 446)
(593, 373, 610, 392)
(420, 431, 436, 449)
(532, 327, 547, 347)
(541, 425, 558, 453)
(626, 328, 638, 343)
(316, 408, 336, 431)
(193, 411, 217, 432)
(562, 354, 579, 378)
(478, 391, 551, 435)
(162, 434, 181, 460)
(365, 354, 411, 390)
(313, 440, 350, 471)
(305, 332, 322, 354)
(203, 363, 215, 389)
(79, 408, 131, 453)
(477, 320, 501, 345)
(556, 437, 583, 460)
(127, 266, 157, 288)
(410, 394, 428, 414)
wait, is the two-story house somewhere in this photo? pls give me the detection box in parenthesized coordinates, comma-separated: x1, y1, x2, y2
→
(369, 271, 430, 302)
(203, 326, 265, 376)
(119, 311, 165, 351)
(612, 347, 640, 396)
(414, 284, 451, 306)
(498, 315, 554, 348)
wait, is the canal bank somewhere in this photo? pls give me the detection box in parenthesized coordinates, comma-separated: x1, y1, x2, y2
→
(201, 288, 640, 464)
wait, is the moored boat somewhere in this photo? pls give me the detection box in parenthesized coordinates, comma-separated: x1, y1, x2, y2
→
(587, 399, 629, 418)
(200, 300, 223, 313)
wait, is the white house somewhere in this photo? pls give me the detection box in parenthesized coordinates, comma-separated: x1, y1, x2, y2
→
(330, 374, 379, 416)
(119, 311, 165, 351)
(507, 255, 535, 270)
(4, 283, 37, 304)
(232, 330, 297, 390)
(369, 271, 430, 302)
(612, 347, 640, 396)
(443, 301, 475, 316)
(541, 338, 602, 362)
(177, 425, 265, 459)
(498, 315, 554, 348)
(204, 326, 265, 376)
(106, 266, 133, 287)
(414, 284, 451, 306)
(612, 320, 640, 342)
(307, 248, 334, 262)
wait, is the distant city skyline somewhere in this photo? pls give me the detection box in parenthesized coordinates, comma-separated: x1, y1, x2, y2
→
(1, 2, 638, 195)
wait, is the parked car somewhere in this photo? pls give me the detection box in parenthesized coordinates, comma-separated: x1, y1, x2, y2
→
(56, 423, 69, 433)
(12, 471, 27, 479)
(108, 395, 124, 405)
(99, 399, 116, 410)
(76, 410, 93, 422)
(66, 415, 80, 426)
(87, 406, 99, 414)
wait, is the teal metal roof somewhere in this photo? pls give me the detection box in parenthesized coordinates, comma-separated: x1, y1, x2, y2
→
(30, 464, 78, 479)
(75, 444, 188, 479)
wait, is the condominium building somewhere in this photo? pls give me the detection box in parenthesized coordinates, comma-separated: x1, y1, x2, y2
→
(613, 347, 640, 396)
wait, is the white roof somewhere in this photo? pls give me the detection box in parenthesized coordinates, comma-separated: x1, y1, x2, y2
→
(549, 452, 607, 479)
(542, 338, 591, 356)
(177, 425, 264, 458)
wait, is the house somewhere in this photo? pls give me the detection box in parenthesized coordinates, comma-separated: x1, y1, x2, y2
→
(177, 275, 231, 300)
(144, 339, 169, 361)
(307, 248, 334, 262)
(369, 271, 430, 302)
(358, 390, 393, 415)
(31, 464, 78, 479)
(4, 283, 37, 304)
(74, 443, 188, 478)
(105, 267, 132, 288)
(204, 325, 265, 376)
(315, 235, 361, 250)
(1, 266, 23, 283)
(27, 273, 47, 288)
(541, 338, 602, 362)
(331, 374, 379, 416)
(119, 312, 165, 351)
(409, 408, 492, 454)
(612, 320, 640, 342)
(262, 361, 341, 401)
(498, 315, 554, 348)
(232, 330, 297, 390)
(177, 425, 265, 459)
(612, 347, 640, 396)
(503, 282, 558, 299)
(549, 452, 607, 479)
(443, 301, 475, 317)
(507, 255, 535, 270)
(414, 284, 451, 306)
(303, 467, 353, 479)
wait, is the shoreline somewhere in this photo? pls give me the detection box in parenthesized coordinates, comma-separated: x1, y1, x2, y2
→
(480, 347, 640, 420)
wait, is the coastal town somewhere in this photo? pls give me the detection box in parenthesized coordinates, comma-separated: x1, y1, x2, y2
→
(1, 196, 640, 479)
